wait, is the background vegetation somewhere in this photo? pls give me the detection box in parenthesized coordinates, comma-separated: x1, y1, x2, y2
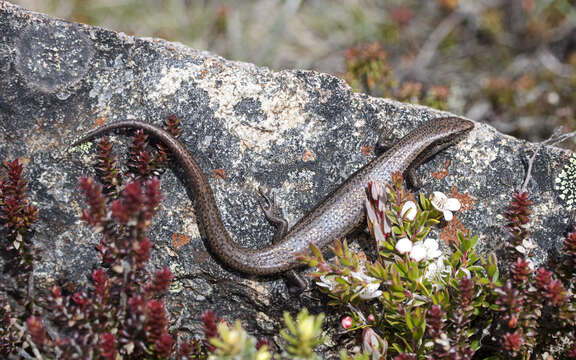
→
(10, 0, 576, 144)
(3, 1, 576, 358)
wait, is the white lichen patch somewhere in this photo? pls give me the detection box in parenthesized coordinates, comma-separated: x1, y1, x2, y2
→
(181, 215, 201, 240)
(239, 279, 270, 304)
(554, 154, 576, 210)
(282, 168, 316, 193)
(67, 141, 93, 154)
(38, 167, 72, 204)
(193, 65, 316, 152)
(146, 63, 203, 101)
(353, 117, 366, 129)
(462, 124, 498, 169)
(531, 192, 566, 226)
(169, 262, 185, 294)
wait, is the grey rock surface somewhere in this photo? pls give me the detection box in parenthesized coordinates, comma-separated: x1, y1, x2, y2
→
(0, 0, 573, 343)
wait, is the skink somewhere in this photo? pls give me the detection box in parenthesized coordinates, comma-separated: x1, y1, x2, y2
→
(73, 117, 474, 276)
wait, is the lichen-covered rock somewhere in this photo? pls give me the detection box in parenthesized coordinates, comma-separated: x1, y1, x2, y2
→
(0, 0, 572, 342)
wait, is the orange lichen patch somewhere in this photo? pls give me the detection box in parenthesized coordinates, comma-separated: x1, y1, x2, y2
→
(214, 168, 226, 180)
(431, 168, 449, 179)
(431, 160, 451, 179)
(302, 150, 316, 162)
(172, 233, 191, 250)
(440, 217, 468, 245)
(361, 144, 373, 156)
(15, 157, 31, 166)
(450, 187, 476, 211)
(94, 117, 108, 127)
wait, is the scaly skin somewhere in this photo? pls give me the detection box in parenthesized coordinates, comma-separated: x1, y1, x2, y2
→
(73, 117, 474, 275)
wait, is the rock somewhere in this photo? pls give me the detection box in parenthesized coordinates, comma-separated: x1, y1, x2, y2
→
(0, 0, 572, 342)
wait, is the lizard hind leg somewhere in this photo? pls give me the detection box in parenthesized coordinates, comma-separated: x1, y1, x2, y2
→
(374, 127, 395, 156)
(405, 168, 421, 189)
(257, 187, 289, 243)
(257, 187, 308, 296)
(285, 270, 308, 296)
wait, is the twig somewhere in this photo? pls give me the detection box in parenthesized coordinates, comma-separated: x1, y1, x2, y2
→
(520, 128, 576, 192)
(347, 303, 368, 324)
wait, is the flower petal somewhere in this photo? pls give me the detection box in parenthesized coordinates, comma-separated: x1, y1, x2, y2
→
(400, 201, 417, 221)
(442, 210, 453, 221)
(445, 198, 461, 211)
(395, 238, 413, 254)
(515, 245, 527, 255)
(433, 191, 446, 200)
(522, 239, 537, 249)
(431, 192, 447, 211)
(358, 282, 382, 299)
(410, 244, 427, 262)
(366, 199, 377, 223)
(423, 238, 438, 251)
(374, 224, 386, 246)
(427, 249, 442, 260)
(350, 271, 366, 282)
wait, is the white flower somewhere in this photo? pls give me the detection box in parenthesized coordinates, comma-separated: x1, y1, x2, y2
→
(410, 243, 427, 262)
(435, 333, 451, 347)
(351, 271, 368, 282)
(350, 271, 382, 299)
(315, 275, 338, 290)
(400, 201, 417, 220)
(357, 282, 383, 300)
(395, 237, 413, 254)
(350, 271, 379, 284)
(423, 238, 442, 260)
(425, 256, 446, 279)
(515, 239, 537, 255)
(400, 238, 442, 262)
(431, 192, 461, 221)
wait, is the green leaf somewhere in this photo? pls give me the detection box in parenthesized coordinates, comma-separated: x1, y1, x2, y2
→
(457, 231, 466, 246)
(405, 311, 414, 331)
(416, 227, 430, 240)
(469, 235, 479, 248)
(476, 278, 490, 285)
(283, 312, 298, 336)
(391, 343, 404, 354)
(419, 193, 427, 207)
(310, 243, 322, 258)
(467, 265, 484, 273)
